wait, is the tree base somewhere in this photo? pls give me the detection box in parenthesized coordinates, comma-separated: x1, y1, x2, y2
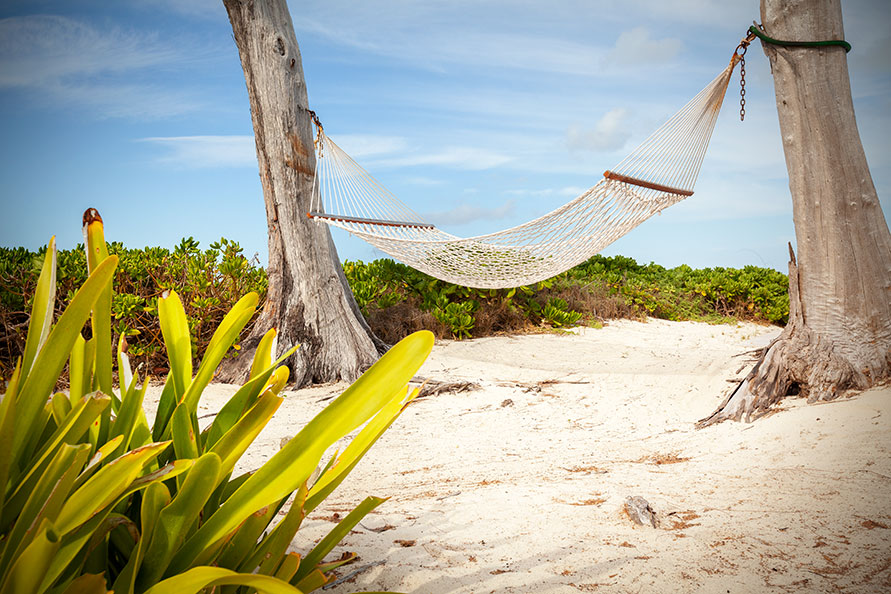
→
(697, 246, 880, 428)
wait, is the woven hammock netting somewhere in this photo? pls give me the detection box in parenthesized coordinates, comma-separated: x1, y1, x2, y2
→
(309, 60, 738, 289)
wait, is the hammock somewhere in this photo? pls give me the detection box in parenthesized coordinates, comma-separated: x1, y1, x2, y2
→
(308, 57, 740, 289)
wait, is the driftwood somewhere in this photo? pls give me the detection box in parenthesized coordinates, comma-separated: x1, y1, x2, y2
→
(413, 377, 480, 399)
(624, 496, 657, 528)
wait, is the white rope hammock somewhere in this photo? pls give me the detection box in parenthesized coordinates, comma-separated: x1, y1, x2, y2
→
(308, 59, 739, 289)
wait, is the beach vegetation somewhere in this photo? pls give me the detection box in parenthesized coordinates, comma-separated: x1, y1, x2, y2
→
(0, 241, 788, 378)
(0, 211, 433, 593)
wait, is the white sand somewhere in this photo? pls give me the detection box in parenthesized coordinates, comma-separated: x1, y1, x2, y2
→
(153, 319, 891, 593)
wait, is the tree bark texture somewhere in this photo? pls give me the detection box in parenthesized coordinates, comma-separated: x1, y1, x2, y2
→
(700, 0, 891, 426)
(219, 0, 382, 386)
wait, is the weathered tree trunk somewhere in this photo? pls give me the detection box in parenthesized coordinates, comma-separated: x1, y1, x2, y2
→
(218, 0, 383, 386)
(699, 0, 891, 426)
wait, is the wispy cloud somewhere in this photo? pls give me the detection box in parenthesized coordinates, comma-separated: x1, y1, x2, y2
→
(370, 146, 511, 171)
(425, 200, 516, 226)
(295, 5, 608, 76)
(506, 186, 588, 198)
(333, 134, 409, 158)
(140, 0, 228, 20)
(327, 132, 511, 171)
(140, 135, 256, 168)
(606, 27, 683, 67)
(0, 14, 208, 118)
(402, 176, 444, 186)
(567, 108, 632, 152)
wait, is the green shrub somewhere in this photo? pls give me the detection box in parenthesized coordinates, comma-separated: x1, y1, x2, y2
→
(0, 238, 267, 382)
(341, 255, 789, 341)
(0, 210, 433, 593)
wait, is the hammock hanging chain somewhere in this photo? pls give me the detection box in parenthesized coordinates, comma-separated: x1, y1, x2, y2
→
(737, 45, 748, 121)
(735, 28, 757, 121)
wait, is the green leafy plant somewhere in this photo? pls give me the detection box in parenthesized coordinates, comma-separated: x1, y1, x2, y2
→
(541, 298, 582, 328)
(0, 210, 434, 593)
(0, 236, 268, 381)
(432, 301, 476, 339)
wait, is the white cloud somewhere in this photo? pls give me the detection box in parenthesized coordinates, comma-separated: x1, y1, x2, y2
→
(607, 27, 683, 66)
(370, 146, 511, 171)
(0, 14, 208, 118)
(402, 176, 444, 186)
(294, 5, 608, 76)
(54, 82, 203, 119)
(332, 134, 409, 158)
(506, 186, 588, 198)
(0, 15, 181, 87)
(425, 200, 516, 226)
(567, 108, 632, 152)
(140, 0, 227, 20)
(140, 135, 257, 168)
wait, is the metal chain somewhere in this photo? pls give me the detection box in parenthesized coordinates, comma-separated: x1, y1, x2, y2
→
(739, 53, 747, 121)
(735, 24, 759, 122)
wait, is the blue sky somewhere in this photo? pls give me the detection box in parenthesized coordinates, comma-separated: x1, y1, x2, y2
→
(1, 0, 888, 273)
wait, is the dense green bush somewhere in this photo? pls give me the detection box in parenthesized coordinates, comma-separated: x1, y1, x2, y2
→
(344, 255, 789, 340)
(0, 238, 267, 381)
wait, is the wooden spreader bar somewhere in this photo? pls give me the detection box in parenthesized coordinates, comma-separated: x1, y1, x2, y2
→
(603, 171, 694, 197)
(308, 211, 436, 229)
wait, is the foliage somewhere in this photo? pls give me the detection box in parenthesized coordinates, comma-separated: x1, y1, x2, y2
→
(1, 240, 789, 378)
(0, 237, 267, 381)
(344, 255, 789, 341)
(0, 212, 434, 593)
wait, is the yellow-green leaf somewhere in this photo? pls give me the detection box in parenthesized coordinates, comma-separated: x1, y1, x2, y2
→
(55, 441, 169, 535)
(137, 453, 221, 588)
(0, 360, 20, 515)
(170, 403, 200, 461)
(112, 481, 170, 594)
(157, 291, 192, 402)
(293, 496, 386, 584)
(305, 386, 419, 514)
(4, 393, 111, 524)
(250, 328, 277, 381)
(209, 390, 282, 478)
(182, 292, 259, 412)
(0, 519, 58, 594)
(12, 255, 118, 465)
(0, 443, 89, 580)
(142, 566, 303, 594)
(20, 236, 56, 378)
(83, 209, 113, 397)
(170, 331, 432, 574)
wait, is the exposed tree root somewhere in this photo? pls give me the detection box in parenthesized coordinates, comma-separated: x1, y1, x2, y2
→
(698, 246, 876, 428)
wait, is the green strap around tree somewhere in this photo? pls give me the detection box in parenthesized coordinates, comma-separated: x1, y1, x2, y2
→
(749, 24, 851, 53)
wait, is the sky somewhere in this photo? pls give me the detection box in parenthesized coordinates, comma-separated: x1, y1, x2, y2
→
(0, 0, 888, 273)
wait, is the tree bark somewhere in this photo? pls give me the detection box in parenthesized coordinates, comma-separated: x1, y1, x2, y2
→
(218, 0, 383, 386)
(699, 0, 891, 426)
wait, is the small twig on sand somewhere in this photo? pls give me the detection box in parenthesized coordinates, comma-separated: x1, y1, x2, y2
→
(322, 560, 385, 589)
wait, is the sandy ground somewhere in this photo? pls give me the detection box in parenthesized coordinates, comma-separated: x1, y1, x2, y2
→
(150, 319, 891, 593)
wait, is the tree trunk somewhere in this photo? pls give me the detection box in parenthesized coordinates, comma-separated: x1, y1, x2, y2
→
(218, 0, 383, 386)
(699, 0, 891, 426)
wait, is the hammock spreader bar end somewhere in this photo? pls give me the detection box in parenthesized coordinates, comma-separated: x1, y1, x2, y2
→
(307, 211, 436, 229)
(603, 171, 694, 197)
